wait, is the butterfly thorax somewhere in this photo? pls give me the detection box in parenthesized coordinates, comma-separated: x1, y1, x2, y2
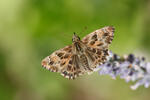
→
(73, 42, 83, 53)
(72, 33, 86, 54)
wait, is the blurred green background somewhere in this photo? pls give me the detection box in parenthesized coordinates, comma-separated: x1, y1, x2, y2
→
(0, 0, 150, 100)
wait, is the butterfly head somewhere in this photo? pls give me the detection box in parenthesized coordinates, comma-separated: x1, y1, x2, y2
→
(72, 32, 81, 42)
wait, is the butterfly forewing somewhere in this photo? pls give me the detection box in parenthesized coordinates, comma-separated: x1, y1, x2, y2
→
(82, 26, 114, 49)
(82, 26, 114, 69)
(42, 45, 85, 79)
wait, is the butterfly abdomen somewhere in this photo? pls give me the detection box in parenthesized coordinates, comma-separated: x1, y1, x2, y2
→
(80, 54, 92, 71)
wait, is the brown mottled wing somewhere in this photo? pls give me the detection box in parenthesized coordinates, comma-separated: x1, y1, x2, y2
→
(82, 26, 114, 49)
(82, 26, 115, 69)
(41, 45, 84, 79)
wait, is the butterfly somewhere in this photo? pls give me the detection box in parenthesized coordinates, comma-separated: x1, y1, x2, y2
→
(41, 26, 115, 79)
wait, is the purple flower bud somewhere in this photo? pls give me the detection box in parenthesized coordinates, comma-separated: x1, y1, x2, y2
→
(98, 51, 150, 90)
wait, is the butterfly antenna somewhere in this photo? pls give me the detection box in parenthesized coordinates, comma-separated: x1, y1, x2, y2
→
(79, 26, 88, 35)
(60, 32, 72, 44)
